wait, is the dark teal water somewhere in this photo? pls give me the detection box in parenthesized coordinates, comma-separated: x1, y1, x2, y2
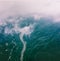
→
(0, 17, 60, 61)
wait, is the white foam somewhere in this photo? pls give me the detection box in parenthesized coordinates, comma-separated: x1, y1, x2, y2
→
(0, 16, 34, 61)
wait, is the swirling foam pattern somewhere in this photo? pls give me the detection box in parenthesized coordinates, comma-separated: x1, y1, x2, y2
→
(0, 16, 60, 61)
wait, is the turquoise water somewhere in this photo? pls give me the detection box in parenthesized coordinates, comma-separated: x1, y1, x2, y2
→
(0, 17, 60, 61)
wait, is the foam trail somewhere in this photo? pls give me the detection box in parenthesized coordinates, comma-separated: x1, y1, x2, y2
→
(20, 33, 26, 61)
(19, 25, 34, 61)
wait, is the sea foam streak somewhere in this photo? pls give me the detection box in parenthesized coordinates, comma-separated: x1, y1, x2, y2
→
(20, 25, 33, 61)
(20, 33, 26, 61)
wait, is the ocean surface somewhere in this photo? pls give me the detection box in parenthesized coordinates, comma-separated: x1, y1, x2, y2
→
(0, 16, 60, 61)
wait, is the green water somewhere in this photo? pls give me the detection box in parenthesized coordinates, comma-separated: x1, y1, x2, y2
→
(0, 17, 60, 61)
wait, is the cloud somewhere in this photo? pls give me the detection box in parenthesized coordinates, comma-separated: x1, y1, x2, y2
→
(0, 0, 60, 20)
